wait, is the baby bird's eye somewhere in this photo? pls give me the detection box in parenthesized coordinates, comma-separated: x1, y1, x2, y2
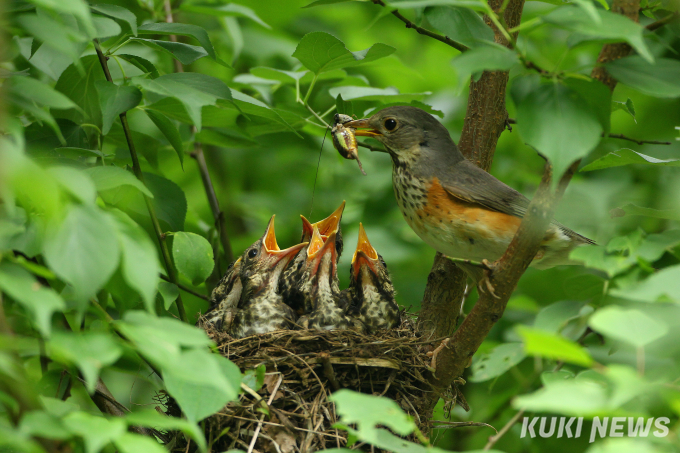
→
(384, 118, 397, 131)
(380, 258, 387, 269)
(247, 248, 258, 258)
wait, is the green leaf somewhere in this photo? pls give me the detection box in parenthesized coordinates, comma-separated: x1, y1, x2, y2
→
(250, 67, 307, 84)
(28, 41, 86, 81)
(158, 281, 179, 310)
(570, 245, 633, 277)
(26, 0, 96, 38)
(588, 306, 669, 347)
(63, 412, 126, 453)
(513, 378, 607, 415)
(303, 0, 356, 6)
(85, 166, 153, 198)
(90, 4, 137, 36)
(610, 264, 680, 303)
(564, 78, 611, 134)
(48, 166, 97, 204)
(172, 232, 215, 286)
(541, 6, 653, 63)
(179, 2, 270, 28)
(0, 263, 65, 336)
(55, 56, 105, 128)
(605, 56, 680, 98)
(138, 22, 216, 59)
(327, 86, 430, 102)
(92, 16, 122, 39)
(242, 364, 266, 392)
(425, 6, 493, 49)
(124, 410, 206, 452)
(16, 13, 88, 62)
(385, 0, 488, 12)
(330, 390, 415, 442)
(611, 203, 680, 221)
(114, 433, 166, 453)
(516, 326, 593, 367)
(612, 97, 636, 122)
(470, 343, 526, 383)
(292, 32, 396, 75)
(227, 90, 301, 136)
(163, 349, 241, 422)
(581, 148, 680, 172)
(43, 205, 120, 303)
(451, 44, 518, 86)
(511, 77, 602, 183)
(19, 410, 72, 440)
(335, 93, 353, 117)
(136, 72, 232, 131)
(111, 209, 161, 312)
(117, 54, 159, 79)
(533, 300, 584, 333)
(48, 331, 123, 393)
(8, 76, 78, 110)
(636, 230, 680, 263)
(145, 110, 184, 167)
(95, 81, 142, 135)
(131, 38, 209, 66)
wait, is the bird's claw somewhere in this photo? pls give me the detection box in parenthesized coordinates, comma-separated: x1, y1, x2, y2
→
(477, 259, 500, 299)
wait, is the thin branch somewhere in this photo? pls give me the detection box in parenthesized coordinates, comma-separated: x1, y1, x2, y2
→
(646, 12, 679, 31)
(247, 375, 283, 453)
(160, 273, 210, 301)
(607, 133, 672, 145)
(162, 0, 234, 266)
(93, 39, 188, 323)
(371, 0, 468, 52)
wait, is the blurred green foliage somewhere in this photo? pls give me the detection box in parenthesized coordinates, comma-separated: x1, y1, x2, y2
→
(1, 0, 680, 452)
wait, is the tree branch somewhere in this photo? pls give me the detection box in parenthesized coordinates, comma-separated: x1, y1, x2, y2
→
(607, 134, 672, 145)
(371, 0, 468, 52)
(160, 273, 209, 301)
(93, 39, 188, 323)
(591, 0, 641, 91)
(163, 0, 234, 267)
(646, 12, 678, 31)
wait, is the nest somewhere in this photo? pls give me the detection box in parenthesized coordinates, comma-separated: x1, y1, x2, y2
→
(166, 314, 459, 452)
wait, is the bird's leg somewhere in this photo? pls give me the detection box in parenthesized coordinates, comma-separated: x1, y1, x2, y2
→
(477, 259, 500, 299)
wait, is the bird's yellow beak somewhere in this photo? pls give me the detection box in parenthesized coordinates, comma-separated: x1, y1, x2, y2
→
(344, 118, 382, 137)
(262, 216, 308, 260)
(300, 200, 345, 242)
(351, 223, 379, 278)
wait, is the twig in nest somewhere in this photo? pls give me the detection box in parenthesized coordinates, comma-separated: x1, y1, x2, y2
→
(246, 374, 283, 453)
(320, 353, 342, 391)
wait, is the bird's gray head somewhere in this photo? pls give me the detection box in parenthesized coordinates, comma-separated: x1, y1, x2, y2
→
(345, 106, 464, 166)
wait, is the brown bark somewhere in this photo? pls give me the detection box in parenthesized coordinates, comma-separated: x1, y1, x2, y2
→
(590, 0, 640, 91)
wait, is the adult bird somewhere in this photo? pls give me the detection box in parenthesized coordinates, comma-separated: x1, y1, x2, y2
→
(229, 216, 308, 338)
(345, 107, 594, 275)
(348, 223, 400, 333)
(296, 226, 363, 332)
(279, 201, 345, 314)
(199, 257, 242, 332)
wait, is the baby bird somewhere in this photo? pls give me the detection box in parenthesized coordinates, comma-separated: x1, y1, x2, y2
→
(198, 257, 243, 332)
(279, 201, 345, 314)
(297, 226, 363, 332)
(229, 216, 308, 338)
(348, 224, 400, 333)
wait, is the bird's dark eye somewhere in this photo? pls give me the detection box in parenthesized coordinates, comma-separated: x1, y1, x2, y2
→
(384, 118, 397, 131)
(247, 248, 258, 258)
(380, 258, 387, 269)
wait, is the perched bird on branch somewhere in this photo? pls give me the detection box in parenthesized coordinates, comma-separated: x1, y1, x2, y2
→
(279, 201, 345, 314)
(345, 107, 594, 282)
(296, 226, 363, 332)
(348, 223, 400, 333)
(229, 216, 308, 338)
